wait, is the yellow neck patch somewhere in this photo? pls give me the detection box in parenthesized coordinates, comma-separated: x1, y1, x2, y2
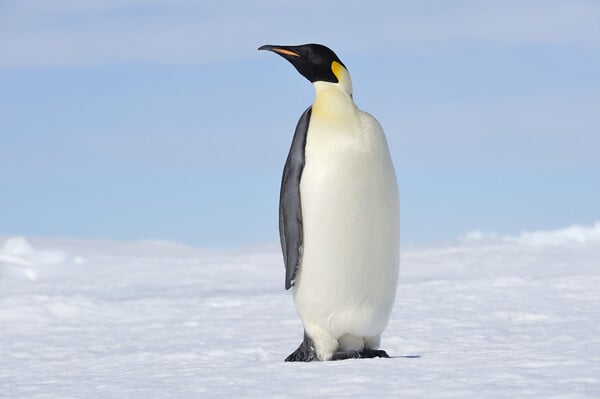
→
(331, 61, 345, 83)
(329, 61, 353, 95)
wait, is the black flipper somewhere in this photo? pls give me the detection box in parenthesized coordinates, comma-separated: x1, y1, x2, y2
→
(285, 332, 317, 362)
(279, 106, 311, 290)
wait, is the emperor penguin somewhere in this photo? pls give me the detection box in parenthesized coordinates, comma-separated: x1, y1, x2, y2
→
(259, 43, 400, 361)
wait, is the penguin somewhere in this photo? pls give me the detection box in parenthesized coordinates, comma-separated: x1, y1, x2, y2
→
(258, 44, 400, 361)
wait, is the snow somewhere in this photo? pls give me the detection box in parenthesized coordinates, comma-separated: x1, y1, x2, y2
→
(1, 224, 599, 398)
(460, 222, 600, 246)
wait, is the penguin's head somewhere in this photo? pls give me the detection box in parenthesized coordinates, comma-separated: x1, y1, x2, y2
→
(258, 43, 353, 95)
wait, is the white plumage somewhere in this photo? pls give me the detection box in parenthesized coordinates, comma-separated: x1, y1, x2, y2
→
(294, 78, 400, 360)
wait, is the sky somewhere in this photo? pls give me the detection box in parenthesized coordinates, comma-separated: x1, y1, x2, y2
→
(1, 0, 599, 248)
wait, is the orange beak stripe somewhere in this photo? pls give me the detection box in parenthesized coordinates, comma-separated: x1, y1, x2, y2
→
(272, 48, 301, 57)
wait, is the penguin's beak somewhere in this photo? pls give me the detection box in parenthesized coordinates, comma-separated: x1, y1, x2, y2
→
(258, 45, 301, 58)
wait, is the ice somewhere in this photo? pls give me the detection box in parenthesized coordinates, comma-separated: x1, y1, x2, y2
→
(1, 225, 599, 398)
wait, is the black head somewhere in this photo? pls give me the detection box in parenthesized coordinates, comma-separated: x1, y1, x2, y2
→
(258, 43, 347, 84)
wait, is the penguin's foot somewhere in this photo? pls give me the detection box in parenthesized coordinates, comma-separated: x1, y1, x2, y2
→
(359, 348, 390, 358)
(330, 350, 361, 361)
(285, 333, 318, 362)
(330, 348, 390, 361)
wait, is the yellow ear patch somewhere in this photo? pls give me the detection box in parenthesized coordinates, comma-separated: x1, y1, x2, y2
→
(272, 48, 301, 57)
(331, 61, 345, 82)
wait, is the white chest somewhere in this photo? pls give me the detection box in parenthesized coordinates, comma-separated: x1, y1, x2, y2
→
(295, 86, 400, 337)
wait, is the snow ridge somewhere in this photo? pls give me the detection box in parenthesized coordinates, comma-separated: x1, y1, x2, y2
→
(461, 222, 600, 246)
(0, 237, 74, 281)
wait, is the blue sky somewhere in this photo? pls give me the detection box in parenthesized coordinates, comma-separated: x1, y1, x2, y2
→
(1, 1, 599, 247)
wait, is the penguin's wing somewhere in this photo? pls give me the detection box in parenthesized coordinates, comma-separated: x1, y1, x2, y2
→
(279, 106, 311, 290)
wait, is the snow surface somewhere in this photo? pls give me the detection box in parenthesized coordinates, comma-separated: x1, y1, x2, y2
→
(1, 224, 600, 398)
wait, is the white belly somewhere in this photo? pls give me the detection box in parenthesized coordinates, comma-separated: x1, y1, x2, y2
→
(294, 106, 400, 340)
